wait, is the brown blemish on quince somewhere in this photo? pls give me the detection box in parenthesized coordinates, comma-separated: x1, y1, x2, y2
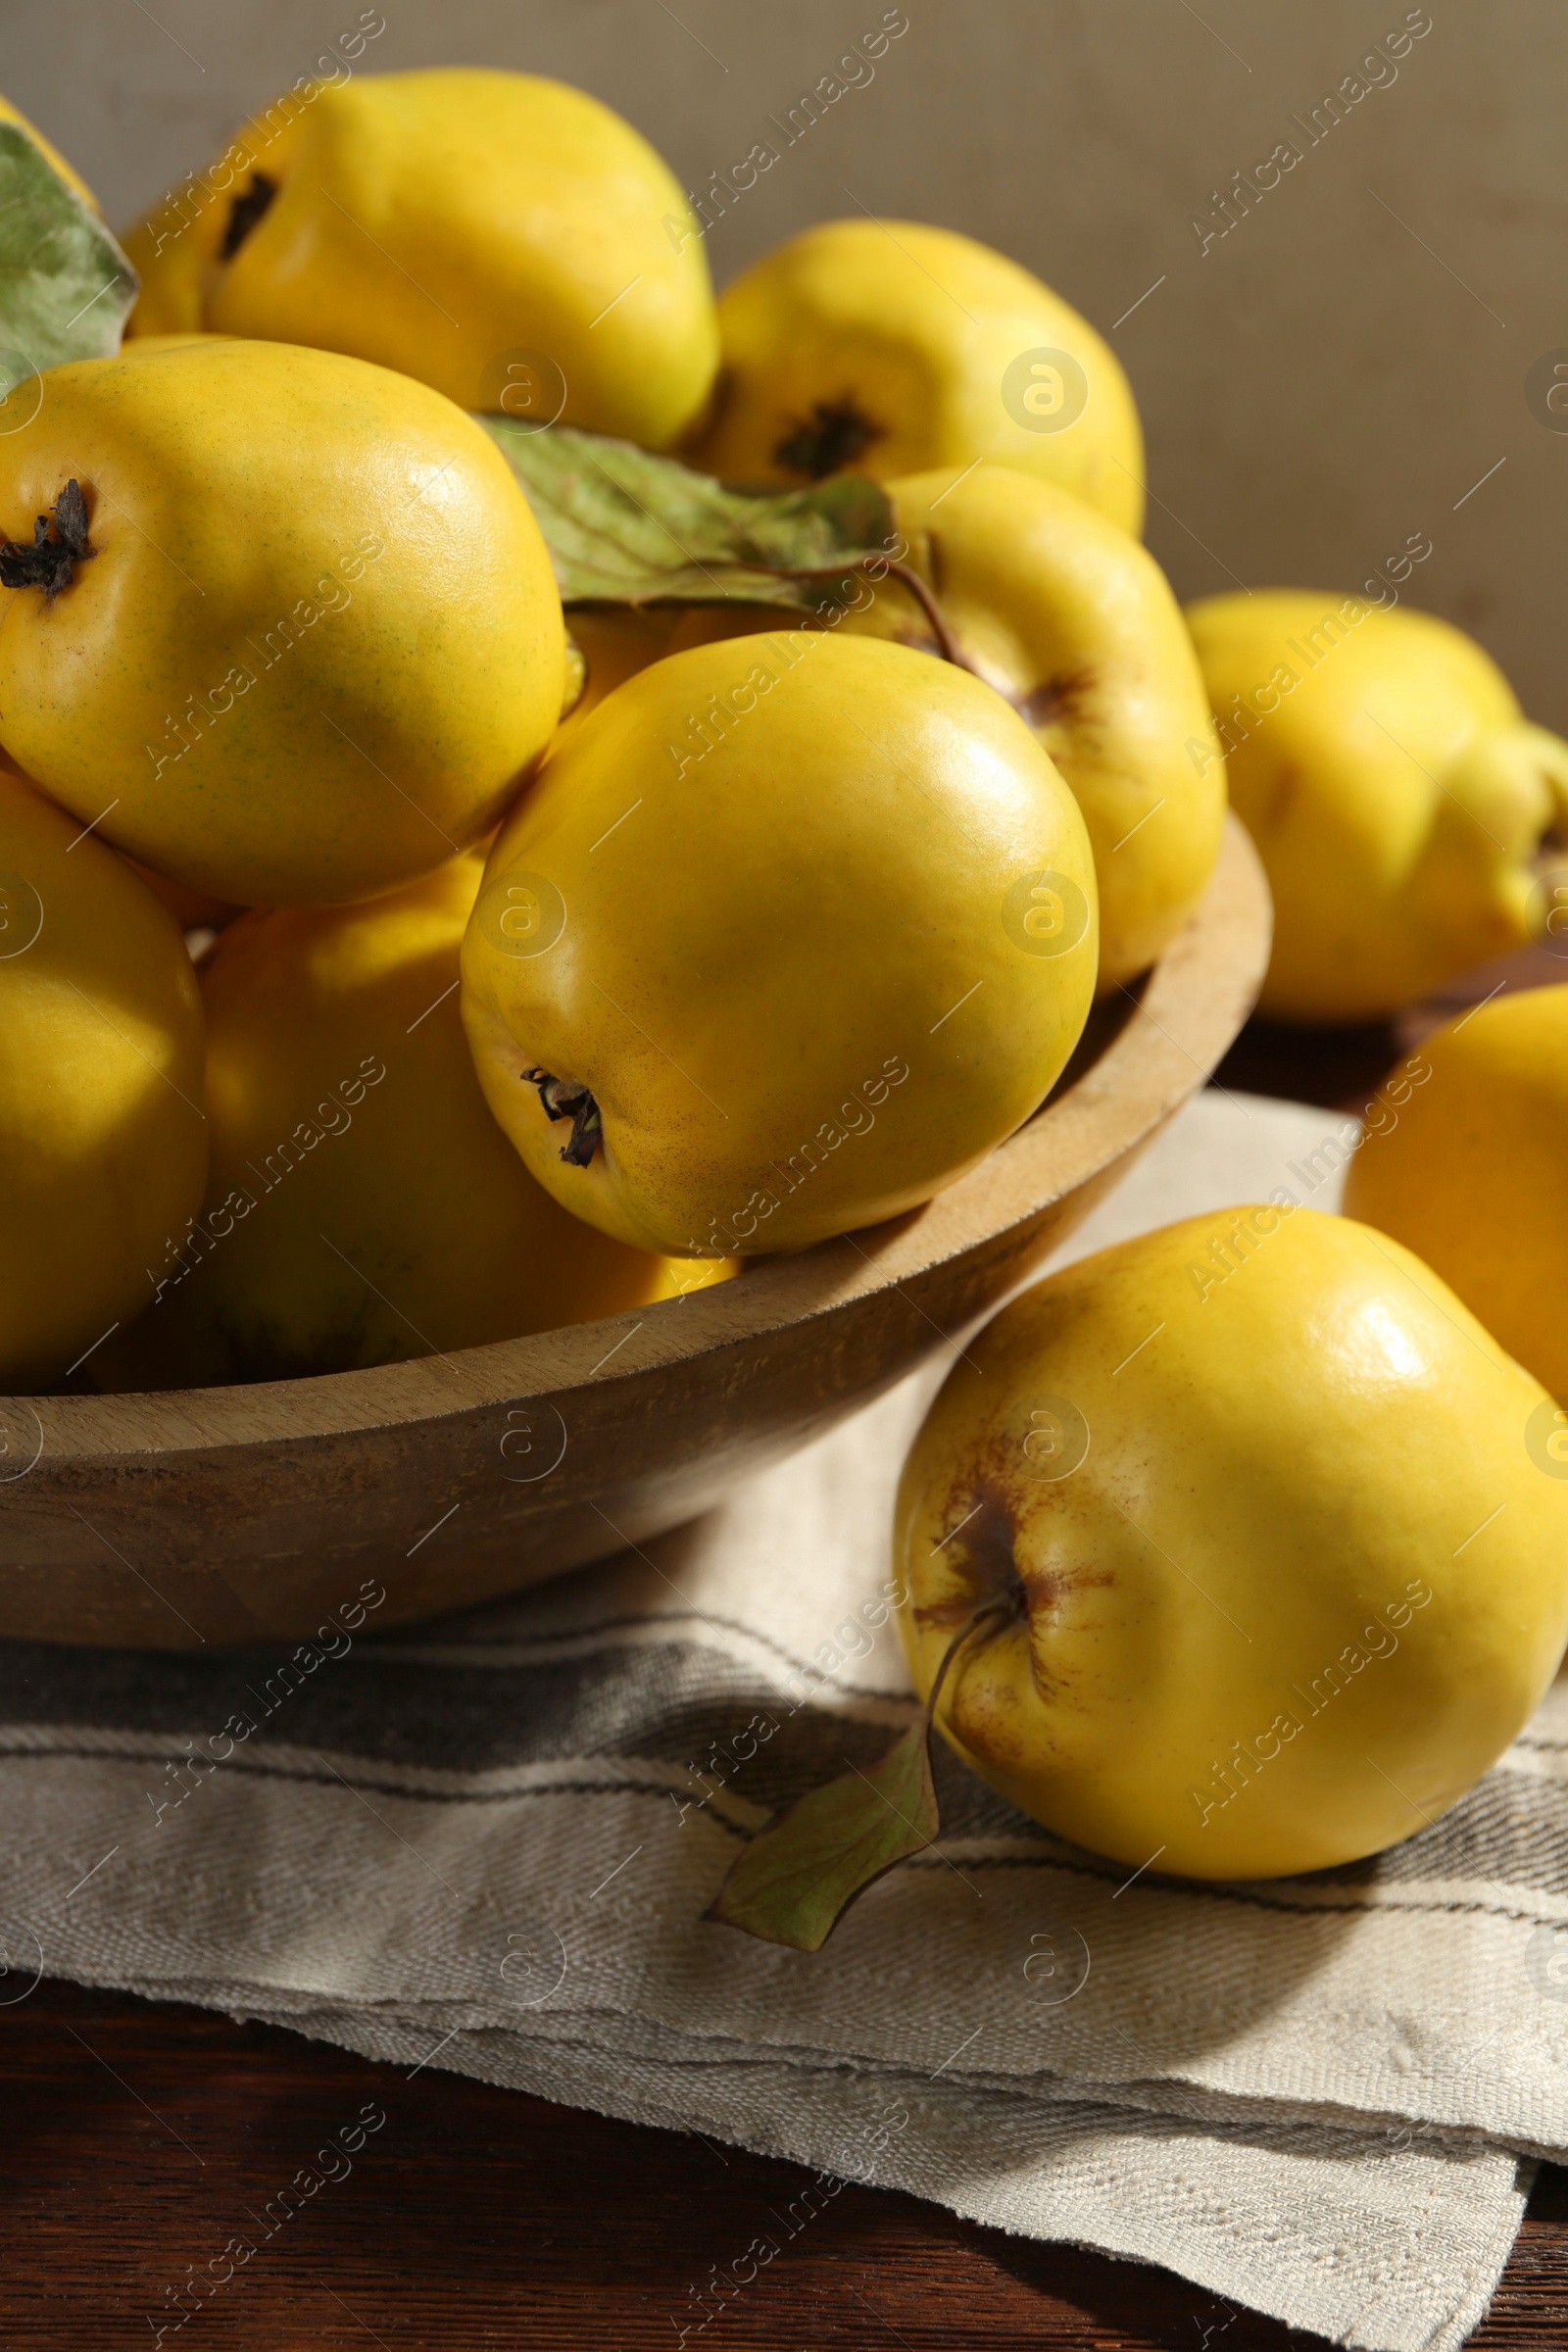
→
(1017, 667, 1099, 731)
(915, 1484, 1022, 1627)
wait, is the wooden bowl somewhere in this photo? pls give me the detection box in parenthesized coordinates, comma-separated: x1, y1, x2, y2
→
(0, 817, 1270, 1647)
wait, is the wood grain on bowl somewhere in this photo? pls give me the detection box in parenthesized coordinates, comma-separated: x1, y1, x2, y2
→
(0, 817, 1270, 1647)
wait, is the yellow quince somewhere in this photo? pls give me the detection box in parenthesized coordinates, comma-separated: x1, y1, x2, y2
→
(0, 760, 206, 1392)
(0, 337, 564, 906)
(462, 632, 1097, 1257)
(1186, 590, 1568, 1021)
(121, 69, 718, 449)
(897, 1205, 1568, 1879)
(670, 466, 1221, 987)
(691, 219, 1144, 534)
(1343, 984, 1568, 1399)
(99, 853, 723, 1390)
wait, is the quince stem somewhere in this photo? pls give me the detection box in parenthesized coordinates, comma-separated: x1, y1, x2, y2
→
(921, 1587, 1022, 1725)
(763, 554, 975, 674)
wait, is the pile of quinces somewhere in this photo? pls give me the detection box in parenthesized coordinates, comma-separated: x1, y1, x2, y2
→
(2, 68, 1567, 1904)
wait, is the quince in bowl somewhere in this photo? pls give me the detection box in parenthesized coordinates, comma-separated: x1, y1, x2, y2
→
(0, 819, 1267, 1646)
(0, 82, 1268, 1649)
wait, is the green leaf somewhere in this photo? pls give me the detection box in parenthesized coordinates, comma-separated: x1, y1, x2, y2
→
(0, 123, 137, 403)
(706, 1721, 938, 1952)
(480, 418, 899, 611)
(704, 1595, 1017, 1955)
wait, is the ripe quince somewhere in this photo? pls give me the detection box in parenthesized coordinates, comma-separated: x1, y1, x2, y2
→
(671, 466, 1223, 987)
(896, 1205, 1568, 1879)
(99, 853, 719, 1391)
(462, 633, 1097, 1257)
(690, 219, 1144, 535)
(121, 69, 718, 449)
(0, 760, 206, 1392)
(1186, 590, 1568, 1021)
(0, 337, 564, 906)
(1343, 985, 1568, 1398)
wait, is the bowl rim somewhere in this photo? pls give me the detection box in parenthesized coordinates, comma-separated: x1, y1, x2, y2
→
(13, 816, 1269, 1465)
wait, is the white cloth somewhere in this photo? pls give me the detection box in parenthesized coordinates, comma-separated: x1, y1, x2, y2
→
(1, 1093, 1556, 2352)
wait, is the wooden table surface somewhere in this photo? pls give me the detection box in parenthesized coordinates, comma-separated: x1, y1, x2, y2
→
(7, 946, 1566, 2350)
(6, 1977, 1566, 2351)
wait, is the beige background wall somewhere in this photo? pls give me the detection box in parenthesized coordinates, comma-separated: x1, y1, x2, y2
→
(12, 2, 1564, 720)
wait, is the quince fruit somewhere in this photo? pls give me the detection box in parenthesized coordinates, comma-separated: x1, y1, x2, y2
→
(0, 760, 206, 1392)
(896, 1205, 1568, 1879)
(122, 69, 718, 449)
(669, 465, 1222, 987)
(1185, 590, 1568, 1021)
(1343, 985, 1568, 1399)
(0, 337, 564, 906)
(99, 853, 719, 1390)
(690, 219, 1144, 534)
(462, 632, 1097, 1257)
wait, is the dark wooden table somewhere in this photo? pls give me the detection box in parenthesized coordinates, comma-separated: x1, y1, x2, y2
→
(7, 947, 1566, 2350)
(6, 1978, 1566, 2349)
